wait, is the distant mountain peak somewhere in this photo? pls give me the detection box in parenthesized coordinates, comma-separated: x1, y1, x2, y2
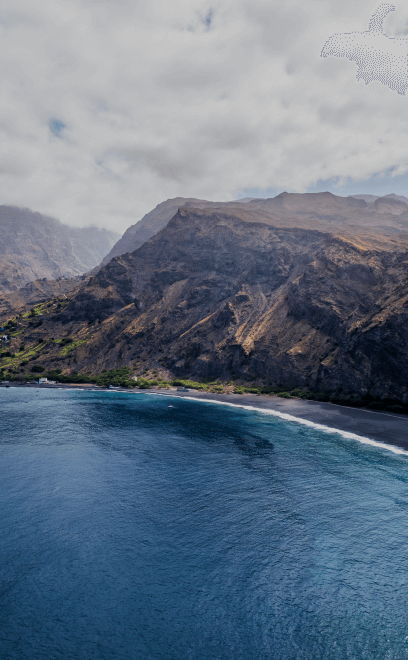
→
(0, 206, 120, 293)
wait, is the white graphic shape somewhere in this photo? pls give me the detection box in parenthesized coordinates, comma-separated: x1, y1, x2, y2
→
(321, 4, 408, 95)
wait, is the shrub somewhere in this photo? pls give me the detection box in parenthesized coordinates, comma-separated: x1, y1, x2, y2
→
(330, 394, 350, 405)
(170, 379, 208, 391)
(277, 392, 292, 398)
(290, 388, 305, 397)
(20, 360, 29, 366)
(137, 377, 150, 389)
(312, 393, 331, 402)
(60, 337, 73, 346)
(31, 365, 44, 373)
(385, 404, 405, 414)
(259, 386, 274, 394)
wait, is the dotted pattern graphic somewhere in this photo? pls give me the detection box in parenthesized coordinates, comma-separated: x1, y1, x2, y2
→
(321, 4, 408, 95)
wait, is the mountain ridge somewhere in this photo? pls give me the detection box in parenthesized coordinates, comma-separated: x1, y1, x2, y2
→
(100, 191, 408, 269)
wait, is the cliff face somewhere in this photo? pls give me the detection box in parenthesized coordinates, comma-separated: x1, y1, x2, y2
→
(0, 206, 119, 293)
(6, 200, 408, 401)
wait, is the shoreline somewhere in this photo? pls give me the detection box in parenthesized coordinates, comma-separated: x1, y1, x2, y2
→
(2, 383, 408, 453)
(155, 390, 408, 454)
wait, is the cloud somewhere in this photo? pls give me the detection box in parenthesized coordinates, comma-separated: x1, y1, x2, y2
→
(0, 0, 407, 232)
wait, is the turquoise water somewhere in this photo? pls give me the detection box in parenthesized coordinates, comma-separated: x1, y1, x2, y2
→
(1, 389, 408, 659)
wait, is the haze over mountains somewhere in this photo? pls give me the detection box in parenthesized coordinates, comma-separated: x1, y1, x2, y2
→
(2, 191, 408, 402)
(0, 206, 119, 294)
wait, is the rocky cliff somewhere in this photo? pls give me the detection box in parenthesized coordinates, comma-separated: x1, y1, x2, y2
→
(3, 195, 408, 402)
(0, 206, 119, 293)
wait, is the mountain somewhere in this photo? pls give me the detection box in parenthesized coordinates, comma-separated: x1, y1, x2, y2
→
(0, 206, 120, 293)
(2, 193, 408, 402)
(100, 197, 226, 266)
(351, 193, 408, 207)
(383, 193, 408, 206)
(102, 191, 408, 268)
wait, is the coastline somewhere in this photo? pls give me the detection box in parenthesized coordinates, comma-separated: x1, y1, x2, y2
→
(153, 389, 408, 453)
(2, 383, 408, 453)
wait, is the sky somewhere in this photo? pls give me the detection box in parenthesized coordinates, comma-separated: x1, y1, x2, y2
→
(1, 0, 408, 233)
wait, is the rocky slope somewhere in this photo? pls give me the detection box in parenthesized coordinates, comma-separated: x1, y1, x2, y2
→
(0, 206, 119, 293)
(2, 195, 408, 402)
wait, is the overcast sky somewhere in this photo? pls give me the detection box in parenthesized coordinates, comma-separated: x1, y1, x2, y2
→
(1, 0, 408, 232)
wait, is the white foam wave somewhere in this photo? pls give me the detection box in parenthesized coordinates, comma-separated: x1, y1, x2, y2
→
(155, 394, 408, 457)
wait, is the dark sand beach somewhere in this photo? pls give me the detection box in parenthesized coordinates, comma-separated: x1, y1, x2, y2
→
(154, 390, 408, 452)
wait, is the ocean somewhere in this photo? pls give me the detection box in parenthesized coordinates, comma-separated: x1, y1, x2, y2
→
(1, 388, 408, 659)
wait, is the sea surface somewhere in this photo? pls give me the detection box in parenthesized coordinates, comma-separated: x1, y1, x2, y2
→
(1, 389, 408, 660)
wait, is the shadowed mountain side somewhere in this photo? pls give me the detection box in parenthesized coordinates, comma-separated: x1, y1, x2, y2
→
(6, 205, 408, 402)
(0, 206, 119, 293)
(101, 192, 408, 270)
